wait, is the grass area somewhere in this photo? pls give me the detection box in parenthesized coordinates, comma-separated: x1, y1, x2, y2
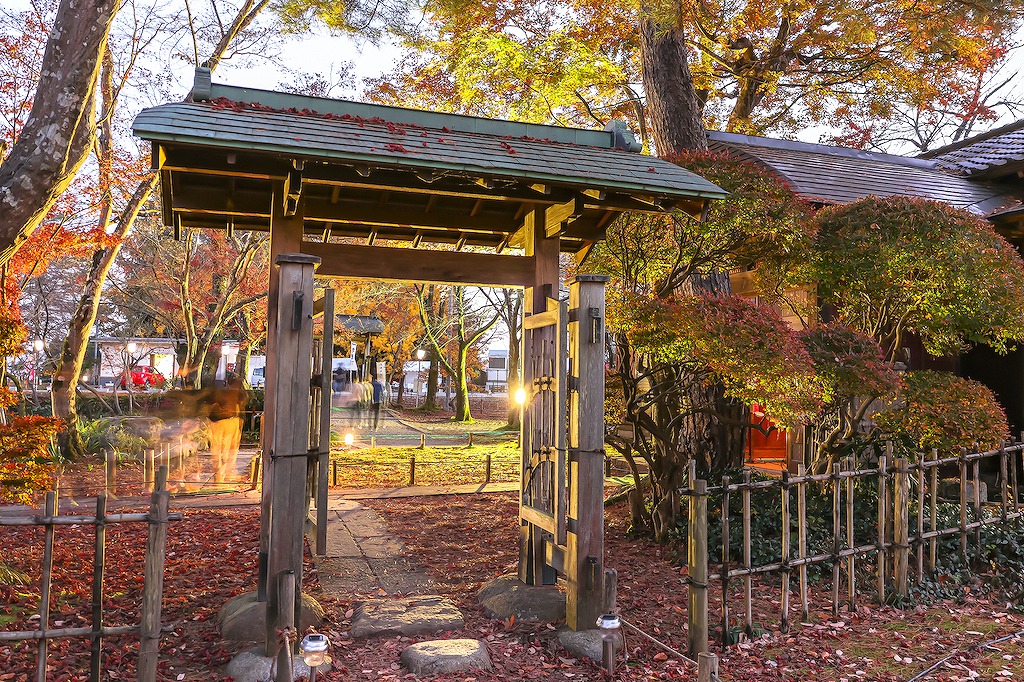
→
(328, 441, 519, 488)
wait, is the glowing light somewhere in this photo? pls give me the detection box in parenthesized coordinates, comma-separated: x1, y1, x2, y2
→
(343, 433, 354, 446)
(33, 338, 44, 352)
(126, 341, 138, 354)
(415, 348, 426, 360)
(514, 387, 527, 405)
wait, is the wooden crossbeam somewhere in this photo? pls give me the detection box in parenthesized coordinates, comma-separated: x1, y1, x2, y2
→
(302, 241, 536, 287)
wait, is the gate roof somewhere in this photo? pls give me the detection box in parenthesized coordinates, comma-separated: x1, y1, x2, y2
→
(133, 70, 724, 258)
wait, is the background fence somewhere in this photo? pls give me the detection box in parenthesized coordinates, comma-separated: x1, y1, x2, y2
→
(680, 441, 1024, 655)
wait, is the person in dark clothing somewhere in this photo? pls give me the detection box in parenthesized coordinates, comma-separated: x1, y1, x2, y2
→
(370, 377, 385, 431)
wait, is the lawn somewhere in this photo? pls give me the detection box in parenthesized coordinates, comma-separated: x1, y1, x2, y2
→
(329, 441, 520, 488)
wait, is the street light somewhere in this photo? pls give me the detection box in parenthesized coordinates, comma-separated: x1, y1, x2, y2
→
(415, 348, 426, 407)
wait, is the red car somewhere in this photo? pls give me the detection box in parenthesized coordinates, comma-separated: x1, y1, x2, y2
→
(120, 365, 165, 389)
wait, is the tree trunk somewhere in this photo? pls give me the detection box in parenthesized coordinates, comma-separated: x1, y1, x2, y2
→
(453, 350, 471, 421)
(0, 0, 118, 266)
(425, 356, 439, 410)
(51, 176, 157, 457)
(638, 17, 708, 155)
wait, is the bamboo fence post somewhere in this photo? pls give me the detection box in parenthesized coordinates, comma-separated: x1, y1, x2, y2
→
(138, 466, 170, 682)
(742, 469, 752, 635)
(831, 459, 841, 617)
(846, 456, 855, 611)
(972, 454, 982, 555)
(409, 455, 416, 485)
(90, 494, 108, 681)
(876, 454, 887, 604)
(697, 652, 719, 682)
(929, 449, 939, 574)
(688, 479, 708, 657)
(720, 475, 731, 645)
(916, 452, 925, 583)
(105, 449, 116, 498)
(893, 458, 910, 598)
(959, 448, 968, 564)
(780, 471, 791, 633)
(485, 453, 492, 483)
(275, 570, 296, 682)
(1012, 443, 1020, 514)
(36, 490, 57, 682)
(797, 465, 809, 622)
(1000, 443, 1009, 522)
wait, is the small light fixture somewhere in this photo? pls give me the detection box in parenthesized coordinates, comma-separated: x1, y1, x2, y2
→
(126, 341, 138, 354)
(299, 632, 331, 679)
(415, 348, 426, 360)
(514, 387, 527, 405)
(33, 338, 44, 352)
(343, 433, 354, 446)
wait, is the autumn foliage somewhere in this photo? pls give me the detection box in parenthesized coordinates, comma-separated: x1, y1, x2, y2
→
(875, 370, 1009, 455)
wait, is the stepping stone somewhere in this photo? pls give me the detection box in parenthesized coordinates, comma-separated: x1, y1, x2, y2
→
(400, 639, 492, 675)
(477, 572, 566, 623)
(350, 595, 464, 638)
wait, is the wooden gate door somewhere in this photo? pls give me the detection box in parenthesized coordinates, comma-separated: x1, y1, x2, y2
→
(519, 275, 608, 631)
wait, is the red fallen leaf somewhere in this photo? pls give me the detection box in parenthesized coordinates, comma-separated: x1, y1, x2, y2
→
(653, 652, 668, 661)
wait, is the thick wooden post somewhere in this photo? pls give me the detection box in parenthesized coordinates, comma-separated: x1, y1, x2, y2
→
(138, 466, 169, 682)
(315, 288, 334, 556)
(264, 253, 319, 655)
(258, 188, 304, 601)
(36, 491, 56, 682)
(566, 275, 608, 630)
(688, 479, 708, 657)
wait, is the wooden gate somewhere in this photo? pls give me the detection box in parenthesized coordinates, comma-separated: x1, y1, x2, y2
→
(519, 275, 608, 630)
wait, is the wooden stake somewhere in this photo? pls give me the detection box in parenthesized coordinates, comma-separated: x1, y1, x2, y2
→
(972, 456, 982, 555)
(742, 469, 753, 635)
(960, 448, 969, 564)
(409, 455, 416, 485)
(36, 491, 56, 682)
(831, 460, 841, 617)
(916, 452, 925, 583)
(846, 457, 855, 611)
(797, 465, 808, 622)
(697, 652, 719, 682)
(275, 570, 296, 682)
(876, 455, 887, 603)
(138, 466, 169, 682)
(105, 449, 116, 498)
(485, 453, 492, 483)
(721, 475, 731, 644)
(1000, 444, 1009, 522)
(780, 471, 791, 633)
(929, 449, 938, 575)
(420, 433, 425, 449)
(894, 458, 909, 598)
(90, 495, 107, 680)
(688, 479, 708, 657)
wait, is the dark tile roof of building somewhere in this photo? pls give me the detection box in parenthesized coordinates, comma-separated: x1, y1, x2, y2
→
(922, 120, 1024, 179)
(707, 131, 1020, 216)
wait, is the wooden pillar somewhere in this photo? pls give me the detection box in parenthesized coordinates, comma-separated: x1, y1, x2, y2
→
(257, 188, 304, 601)
(566, 275, 608, 631)
(263, 253, 319, 655)
(519, 206, 560, 586)
(315, 288, 335, 556)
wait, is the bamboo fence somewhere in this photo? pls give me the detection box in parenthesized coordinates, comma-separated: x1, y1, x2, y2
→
(680, 442, 1024, 654)
(0, 466, 181, 681)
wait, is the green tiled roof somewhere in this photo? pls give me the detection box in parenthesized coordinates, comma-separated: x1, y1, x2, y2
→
(132, 81, 725, 202)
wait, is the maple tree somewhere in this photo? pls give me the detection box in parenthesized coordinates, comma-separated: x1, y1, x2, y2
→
(592, 152, 814, 536)
(368, 0, 1024, 149)
(801, 195, 1024, 364)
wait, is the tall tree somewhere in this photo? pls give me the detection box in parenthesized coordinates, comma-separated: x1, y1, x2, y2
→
(0, 0, 118, 266)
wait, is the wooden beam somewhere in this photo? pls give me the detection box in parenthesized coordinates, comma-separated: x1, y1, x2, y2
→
(302, 241, 534, 288)
(545, 197, 583, 238)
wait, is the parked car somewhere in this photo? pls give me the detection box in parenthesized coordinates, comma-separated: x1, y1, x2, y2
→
(119, 365, 165, 389)
(250, 366, 265, 388)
